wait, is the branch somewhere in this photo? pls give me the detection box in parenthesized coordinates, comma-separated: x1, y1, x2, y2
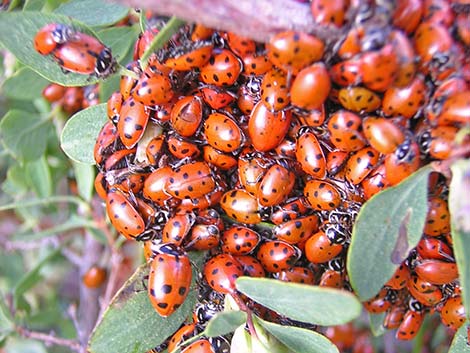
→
(112, 0, 343, 43)
(16, 326, 82, 352)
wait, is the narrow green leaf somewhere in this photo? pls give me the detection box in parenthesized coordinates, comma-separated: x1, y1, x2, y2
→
(13, 215, 96, 241)
(258, 319, 339, 353)
(97, 26, 140, 64)
(72, 161, 95, 202)
(89, 252, 205, 353)
(236, 277, 361, 326)
(60, 104, 107, 164)
(3, 163, 29, 194)
(54, 0, 129, 27)
(23, 0, 45, 11)
(0, 293, 14, 340)
(2, 67, 49, 100)
(25, 156, 53, 197)
(204, 311, 247, 338)
(347, 166, 431, 301)
(13, 248, 61, 301)
(0, 195, 86, 212)
(449, 159, 470, 318)
(0, 110, 52, 162)
(0, 12, 102, 86)
(448, 322, 470, 353)
(368, 313, 386, 337)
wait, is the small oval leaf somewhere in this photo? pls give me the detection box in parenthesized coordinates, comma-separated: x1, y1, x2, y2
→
(347, 166, 431, 301)
(231, 324, 252, 353)
(236, 277, 361, 326)
(448, 322, 470, 353)
(60, 104, 107, 164)
(449, 159, 470, 319)
(258, 318, 339, 353)
(204, 311, 247, 338)
(2, 67, 49, 100)
(0, 12, 103, 86)
(0, 109, 52, 162)
(368, 313, 386, 337)
(54, 0, 129, 27)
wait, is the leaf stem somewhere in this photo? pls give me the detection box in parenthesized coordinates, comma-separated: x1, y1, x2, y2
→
(16, 326, 82, 352)
(0, 195, 89, 212)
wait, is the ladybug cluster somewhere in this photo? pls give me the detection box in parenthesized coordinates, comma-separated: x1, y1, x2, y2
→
(33, 0, 470, 351)
(42, 83, 99, 114)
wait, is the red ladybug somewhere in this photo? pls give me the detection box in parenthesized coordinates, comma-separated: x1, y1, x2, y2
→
(200, 49, 242, 86)
(304, 179, 342, 211)
(203, 253, 243, 294)
(257, 163, 295, 207)
(203, 113, 244, 153)
(327, 110, 366, 152)
(165, 161, 216, 200)
(221, 226, 260, 255)
(256, 240, 301, 273)
(34, 23, 75, 55)
(296, 129, 327, 178)
(290, 63, 331, 111)
(440, 296, 466, 331)
(220, 189, 262, 224)
(106, 188, 145, 240)
(117, 97, 150, 148)
(148, 244, 192, 317)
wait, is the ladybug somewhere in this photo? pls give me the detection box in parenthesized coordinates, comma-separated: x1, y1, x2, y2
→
(120, 61, 140, 100)
(384, 138, 421, 186)
(337, 27, 362, 60)
(327, 110, 366, 152)
(200, 86, 236, 110)
(132, 73, 174, 106)
(273, 266, 315, 285)
(226, 32, 256, 58)
(363, 288, 395, 314)
(392, 0, 424, 34)
(135, 198, 156, 225)
(304, 179, 342, 211)
(256, 240, 301, 273)
(165, 162, 216, 200)
(93, 121, 118, 165)
(203, 253, 244, 294)
(163, 41, 213, 71)
(200, 49, 242, 86)
(167, 323, 197, 353)
(310, 0, 348, 27)
(296, 104, 326, 127)
(326, 150, 349, 176)
(304, 230, 344, 264)
(416, 236, 453, 261)
(362, 116, 405, 154)
(383, 306, 406, 330)
(186, 224, 220, 251)
(360, 43, 398, 92)
(109, 171, 147, 194)
(295, 129, 327, 178)
(266, 31, 324, 74)
(424, 126, 458, 160)
(220, 189, 263, 224)
(148, 244, 192, 317)
(203, 113, 244, 153)
(257, 163, 295, 207)
(385, 263, 410, 290)
(437, 91, 470, 127)
(177, 188, 224, 213)
(104, 148, 136, 172)
(345, 147, 380, 185)
(396, 309, 424, 340)
(162, 213, 196, 246)
(234, 255, 266, 277)
(145, 136, 165, 166)
(389, 30, 417, 87)
(190, 24, 214, 41)
(94, 173, 108, 200)
(237, 84, 259, 115)
(170, 96, 203, 138)
(33, 23, 75, 55)
(82, 265, 107, 288)
(242, 54, 273, 76)
(270, 197, 309, 225)
(117, 97, 150, 148)
(133, 26, 160, 60)
(143, 166, 174, 206)
(414, 259, 458, 285)
(221, 226, 260, 256)
(167, 135, 201, 160)
(181, 339, 215, 353)
(382, 75, 427, 119)
(106, 188, 145, 240)
(237, 151, 269, 195)
(290, 63, 331, 111)
(203, 145, 237, 170)
(324, 323, 355, 351)
(407, 275, 443, 306)
(42, 83, 67, 103)
(423, 196, 450, 236)
(62, 87, 84, 114)
(248, 101, 292, 152)
(440, 296, 466, 331)
(423, 0, 453, 26)
(329, 58, 362, 87)
(273, 215, 320, 245)
(82, 84, 99, 108)
(260, 69, 290, 112)
(337, 86, 381, 113)
(319, 269, 345, 288)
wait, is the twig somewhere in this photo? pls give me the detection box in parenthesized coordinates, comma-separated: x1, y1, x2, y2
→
(111, 0, 342, 43)
(16, 326, 82, 352)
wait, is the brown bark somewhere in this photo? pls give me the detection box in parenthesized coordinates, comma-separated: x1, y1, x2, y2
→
(113, 0, 342, 43)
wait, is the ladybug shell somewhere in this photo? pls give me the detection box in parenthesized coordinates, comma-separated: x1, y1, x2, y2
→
(257, 164, 295, 207)
(203, 253, 244, 294)
(304, 230, 343, 264)
(117, 97, 150, 148)
(106, 188, 145, 240)
(296, 130, 327, 178)
(221, 226, 261, 255)
(440, 296, 466, 331)
(181, 339, 215, 353)
(273, 215, 320, 244)
(414, 259, 458, 285)
(203, 113, 243, 153)
(148, 247, 192, 317)
(257, 240, 301, 273)
(396, 310, 424, 340)
(220, 189, 262, 224)
(165, 161, 216, 200)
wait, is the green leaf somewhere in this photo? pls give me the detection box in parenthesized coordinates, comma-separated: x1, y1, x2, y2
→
(3, 338, 48, 353)
(0, 294, 14, 340)
(23, 0, 45, 11)
(0, 109, 52, 162)
(204, 311, 247, 338)
(231, 324, 252, 353)
(2, 67, 49, 100)
(99, 74, 120, 103)
(88, 263, 196, 353)
(54, 0, 129, 27)
(368, 312, 386, 337)
(0, 12, 103, 86)
(258, 319, 339, 353)
(449, 159, 470, 319)
(347, 166, 431, 301)
(60, 104, 107, 164)
(448, 322, 470, 353)
(3, 163, 29, 195)
(25, 156, 53, 197)
(13, 248, 61, 302)
(97, 26, 140, 64)
(236, 277, 361, 326)
(72, 161, 95, 202)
